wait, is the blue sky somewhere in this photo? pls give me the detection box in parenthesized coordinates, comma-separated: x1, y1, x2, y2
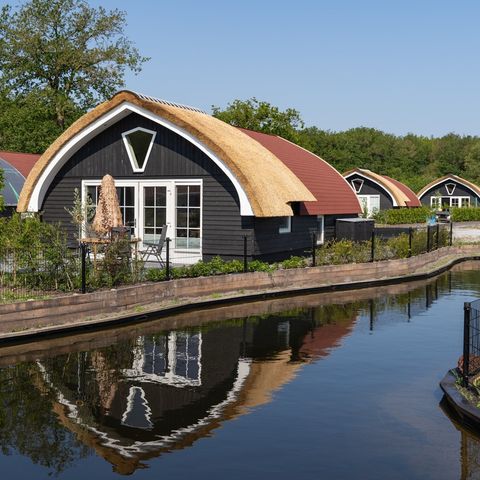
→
(6, 0, 480, 136)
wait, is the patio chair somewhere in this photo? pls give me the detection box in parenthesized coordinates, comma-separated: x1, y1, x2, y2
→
(140, 225, 167, 267)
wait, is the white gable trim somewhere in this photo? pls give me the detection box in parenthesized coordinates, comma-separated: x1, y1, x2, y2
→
(418, 176, 480, 201)
(344, 172, 398, 207)
(122, 126, 157, 173)
(28, 102, 254, 216)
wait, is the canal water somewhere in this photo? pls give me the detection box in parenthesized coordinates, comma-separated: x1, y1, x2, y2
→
(1, 264, 480, 479)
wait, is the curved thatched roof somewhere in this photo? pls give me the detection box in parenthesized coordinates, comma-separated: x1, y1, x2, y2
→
(344, 168, 421, 207)
(17, 91, 315, 217)
(417, 174, 480, 199)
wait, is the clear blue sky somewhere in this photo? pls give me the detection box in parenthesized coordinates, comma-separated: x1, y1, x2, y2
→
(8, 0, 480, 136)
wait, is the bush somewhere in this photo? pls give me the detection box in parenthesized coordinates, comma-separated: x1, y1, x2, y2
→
(373, 207, 432, 225)
(279, 256, 308, 269)
(451, 207, 480, 222)
(316, 239, 371, 265)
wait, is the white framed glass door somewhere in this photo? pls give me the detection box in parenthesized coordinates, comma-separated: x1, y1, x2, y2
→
(82, 179, 202, 263)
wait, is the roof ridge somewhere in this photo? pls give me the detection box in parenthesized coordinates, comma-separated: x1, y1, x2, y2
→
(126, 90, 208, 114)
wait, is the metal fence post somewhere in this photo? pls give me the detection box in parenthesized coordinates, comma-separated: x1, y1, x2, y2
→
(426, 226, 431, 252)
(80, 242, 87, 294)
(464, 302, 471, 387)
(408, 227, 413, 258)
(165, 238, 171, 280)
(436, 223, 440, 249)
(312, 232, 317, 267)
(243, 235, 248, 273)
(450, 221, 453, 246)
(370, 229, 375, 262)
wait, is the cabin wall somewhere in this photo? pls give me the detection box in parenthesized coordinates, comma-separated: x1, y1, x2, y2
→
(346, 174, 394, 210)
(41, 112, 248, 258)
(40, 111, 358, 261)
(420, 180, 480, 206)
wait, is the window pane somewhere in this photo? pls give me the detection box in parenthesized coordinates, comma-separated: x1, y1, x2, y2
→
(189, 186, 201, 207)
(127, 130, 153, 169)
(156, 187, 166, 206)
(144, 187, 155, 207)
(124, 207, 135, 226)
(177, 186, 188, 206)
(189, 229, 200, 238)
(177, 208, 188, 227)
(117, 187, 124, 205)
(189, 209, 200, 228)
(144, 208, 154, 227)
(125, 187, 135, 206)
(155, 208, 166, 227)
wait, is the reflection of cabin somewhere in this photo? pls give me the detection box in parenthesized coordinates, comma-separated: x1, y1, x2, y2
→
(36, 311, 356, 474)
(418, 174, 480, 209)
(0, 151, 40, 216)
(343, 168, 421, 216)
(17, 90, 361, 262)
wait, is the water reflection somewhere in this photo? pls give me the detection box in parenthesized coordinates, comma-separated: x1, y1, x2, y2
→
(440, 397, 480, 480)
(0, 263, 479, 477)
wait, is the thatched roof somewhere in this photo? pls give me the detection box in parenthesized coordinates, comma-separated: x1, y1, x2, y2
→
(417, 174, 480, 199)
(344, 168, 421, 207)
(17, 91, 316, 217)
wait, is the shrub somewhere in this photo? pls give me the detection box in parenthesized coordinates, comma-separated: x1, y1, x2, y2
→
(373, 206, 432, 225)
(279, 256, 308, 269)
(451, 207, 480, 222)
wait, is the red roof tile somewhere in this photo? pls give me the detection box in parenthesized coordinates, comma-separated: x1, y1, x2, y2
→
(239, 129, 361, 215)
(383, 175, 421, 207)
(0, 151, 41, 179)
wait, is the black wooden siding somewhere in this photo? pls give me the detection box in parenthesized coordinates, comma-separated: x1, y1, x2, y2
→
(347, 174, 393, 210)
(41, 112, 357, 260)
(420, 180, 480, 206)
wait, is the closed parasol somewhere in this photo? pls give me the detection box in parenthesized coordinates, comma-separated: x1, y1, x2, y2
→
(91, 174, 123, 235)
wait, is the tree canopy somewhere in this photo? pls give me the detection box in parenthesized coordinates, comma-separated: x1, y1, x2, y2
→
(0, 0, 148, 152)
(212, 97, 304, 143)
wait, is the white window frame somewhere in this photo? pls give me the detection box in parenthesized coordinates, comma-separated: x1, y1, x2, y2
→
(122, 127, 157, 173)
(351, 179, 364, 194)
(445, 183, 456, 195)
(279, 216, 291, 234)
(430, 196, 442, 209)
(316, 215, 324, 245)
(81, 178, 203, 262)
(357, 194, 380, 217)
(431, 195, 470, 208)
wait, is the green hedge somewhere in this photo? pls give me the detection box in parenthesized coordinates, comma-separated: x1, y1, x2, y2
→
(373, 206, 432, 225)
(450, 207, 480, 222)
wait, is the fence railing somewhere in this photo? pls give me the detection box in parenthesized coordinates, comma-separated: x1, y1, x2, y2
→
(0, 222, 455, 303)
(461, 299, 480, 386)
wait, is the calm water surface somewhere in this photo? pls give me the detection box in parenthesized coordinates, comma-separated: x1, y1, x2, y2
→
(1, 265, 480, 479)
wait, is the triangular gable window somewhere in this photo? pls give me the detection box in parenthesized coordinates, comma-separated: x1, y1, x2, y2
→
(351, 179, 364, 193)
(445, 182, 456, 195)
(122, 127, 156, 173)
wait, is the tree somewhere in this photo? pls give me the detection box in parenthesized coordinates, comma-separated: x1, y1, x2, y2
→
(0, 0, 148, 130)
(0, 89, 83, 152)
(212, 97, 304, 143)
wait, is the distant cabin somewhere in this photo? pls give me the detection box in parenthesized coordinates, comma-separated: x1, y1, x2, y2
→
(17, 90, 361, 262)
(343, 168, 421, 216)
(0, 151, 40, 217)
(418, 174, 480, 209)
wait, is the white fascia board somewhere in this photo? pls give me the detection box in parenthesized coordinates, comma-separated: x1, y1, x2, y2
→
(344, 171, 398, 207)
(28, 102, 254, 216)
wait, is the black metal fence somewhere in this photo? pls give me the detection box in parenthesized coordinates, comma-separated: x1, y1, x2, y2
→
(0, 222, 455, 303)
(461, 299, 480, 386)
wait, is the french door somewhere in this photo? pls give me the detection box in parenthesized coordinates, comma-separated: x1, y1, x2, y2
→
(83, 179, 202, 263)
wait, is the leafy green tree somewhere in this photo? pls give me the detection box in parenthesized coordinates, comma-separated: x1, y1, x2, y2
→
(0, 0, 148, 131)
(212, 97, 304, 143)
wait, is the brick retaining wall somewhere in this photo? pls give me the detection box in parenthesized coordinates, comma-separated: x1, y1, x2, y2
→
(0, 245, 479, 335)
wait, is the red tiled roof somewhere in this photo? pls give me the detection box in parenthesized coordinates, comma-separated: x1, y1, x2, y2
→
(0, 151, 41, 179)
(239, 129, 361, 215)
(383, 175, 421, 207)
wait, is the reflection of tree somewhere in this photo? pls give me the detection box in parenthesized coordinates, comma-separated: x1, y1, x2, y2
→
(0, 363, 90, 475)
